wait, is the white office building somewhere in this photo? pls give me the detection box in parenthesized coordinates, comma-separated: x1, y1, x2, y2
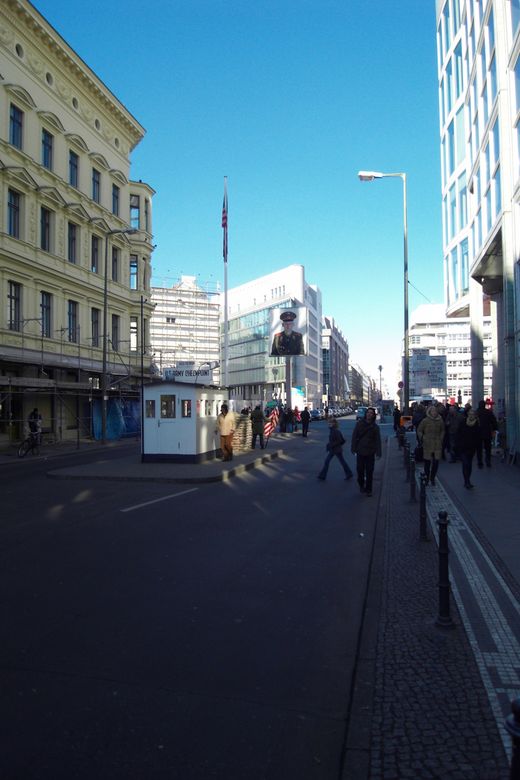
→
(436, 0, 520, 446)
(410, 303, 493, 403)
(224, 264, 322, 408)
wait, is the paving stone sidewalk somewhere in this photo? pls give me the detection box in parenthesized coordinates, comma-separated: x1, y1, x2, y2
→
(368, 440, 509, 779)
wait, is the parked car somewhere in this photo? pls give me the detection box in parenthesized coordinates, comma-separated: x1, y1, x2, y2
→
(310, 409, 321, 421)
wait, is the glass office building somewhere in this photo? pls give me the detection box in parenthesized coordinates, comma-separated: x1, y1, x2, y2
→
(437, 0, 520, 448)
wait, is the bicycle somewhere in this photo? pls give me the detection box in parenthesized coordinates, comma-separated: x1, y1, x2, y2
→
(17, 432, 41, 458)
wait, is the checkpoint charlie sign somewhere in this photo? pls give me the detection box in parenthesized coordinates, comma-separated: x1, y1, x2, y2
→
(163, 367, 211, 382)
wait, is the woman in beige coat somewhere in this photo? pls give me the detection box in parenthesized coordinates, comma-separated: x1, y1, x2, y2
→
(416, 404, 445, 486)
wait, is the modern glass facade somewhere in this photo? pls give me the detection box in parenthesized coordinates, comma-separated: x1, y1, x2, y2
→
(437, 0, 520, 447)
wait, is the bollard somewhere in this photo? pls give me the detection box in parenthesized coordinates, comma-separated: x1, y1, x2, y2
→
(506, 698, 520, 780)
(419, 474, 429, 541)
(409, 453, 416, 501)
(436, 511, 455, 628)
(403, 438, 409, 470)
(405, 442, 411, 481)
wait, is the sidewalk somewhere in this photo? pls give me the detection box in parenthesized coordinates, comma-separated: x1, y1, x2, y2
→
(345, 434, 519, 779)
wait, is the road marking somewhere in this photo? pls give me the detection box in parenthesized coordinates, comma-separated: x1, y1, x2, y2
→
(120, 488, 198, 513)
(423, 477, 520, 758)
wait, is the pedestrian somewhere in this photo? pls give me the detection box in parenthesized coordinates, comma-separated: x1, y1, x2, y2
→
(285, 407, 294, 433)
(351, 406, 381, 497)
(317, 418, 353, 481)
(412, 402, 426, 431)
(216, 403, 236, 461)
(300, 406, 311, 437)
(416, 404, 445, 486)
(476, 399, 498, 468)
(293, 406, 300, 432)
(250, 404, 265, 450)
(446, 403, 463, 462)
(28, 407, 42, 443)
(456, 408, 481, 489)
(393, 404, 401, 435)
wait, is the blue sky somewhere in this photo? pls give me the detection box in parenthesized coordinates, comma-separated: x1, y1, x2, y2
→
(33, 0, 443, 395)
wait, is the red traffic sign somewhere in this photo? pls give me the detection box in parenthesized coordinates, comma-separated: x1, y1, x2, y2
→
(398, 381, 404, 388)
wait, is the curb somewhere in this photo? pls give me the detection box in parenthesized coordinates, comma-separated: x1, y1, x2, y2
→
(46, 449, 284, 484)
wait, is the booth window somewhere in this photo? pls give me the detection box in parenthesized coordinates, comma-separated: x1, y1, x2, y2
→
(146, 400, 155, 418)
(205, 400, 211, 416)
(182, 400, 191, 418)
(161, 395, 176, 418)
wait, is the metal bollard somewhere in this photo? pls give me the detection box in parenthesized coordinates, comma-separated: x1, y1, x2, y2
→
(506, 698, 520, 780)
(436, 511, 455, 628)
(419, 474, 429, 540)
(409, 453, 416, 501)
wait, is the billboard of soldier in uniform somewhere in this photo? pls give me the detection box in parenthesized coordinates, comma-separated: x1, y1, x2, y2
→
(270, 308, 306, 356)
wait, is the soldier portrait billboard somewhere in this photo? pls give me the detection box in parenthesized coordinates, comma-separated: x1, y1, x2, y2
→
(270, 307, 307, 356)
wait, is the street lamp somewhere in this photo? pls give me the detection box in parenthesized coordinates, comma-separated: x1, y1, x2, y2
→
(102, 227, 137, 443)
(358, 170, 409, 412)
(378, 364, 383, 401)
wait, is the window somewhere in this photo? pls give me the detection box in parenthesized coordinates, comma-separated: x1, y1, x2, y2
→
(112, 184, 120, 216)
(91, 308, 100, 348)
(40, 291, 51, 338)
(67, 222, 78, 263)
(40, 207, 51, 252)
(112, 246, 119, 282)
(145, 198, 150, 231)
(111, 314, 120, 351)
(8, 189, 21, 238)
(182, 400, 192, 418)
(92, 168, 100, 203)
(91, 235, 100, 273)
(8, 281, 21, 331)
(69, 151, 79, 187)
(146, 400, 156, 418)
(42, 129, 53, 170)
(68, 300, 78, 343)
(9, 104, 23, 149)
(130, 254, 138, 290)
(461, 238, 469, 294)
(130, 194, 140, 228)
(130, 316, 138, 351)
(512, 0, 520, 38)
(160, 394, 176, 418)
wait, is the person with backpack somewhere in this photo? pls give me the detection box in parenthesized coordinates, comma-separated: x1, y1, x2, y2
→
(351, 406, 382, 497)
(317, 418, 353, 481)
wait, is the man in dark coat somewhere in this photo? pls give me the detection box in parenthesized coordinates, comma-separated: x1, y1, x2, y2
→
(250, 405, 265, 449)
(476, 399, 498, 468)
(351, 407, 382, 497)
(300, 406, 311, 437)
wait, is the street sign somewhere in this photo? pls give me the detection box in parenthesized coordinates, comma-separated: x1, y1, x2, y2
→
(398, 381, 404, 388)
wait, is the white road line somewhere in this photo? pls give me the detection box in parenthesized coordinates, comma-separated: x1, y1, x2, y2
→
(121, 488, 198, 513)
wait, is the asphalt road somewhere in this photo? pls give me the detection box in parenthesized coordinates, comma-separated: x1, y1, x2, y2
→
(1, 420, 388, 780)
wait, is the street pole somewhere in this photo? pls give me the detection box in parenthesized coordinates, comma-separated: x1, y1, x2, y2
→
(101, 228, 137, 444)
(358, 170, 409, 412)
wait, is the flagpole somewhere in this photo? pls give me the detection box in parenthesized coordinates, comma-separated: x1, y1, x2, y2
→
(222, 176, 229, 388)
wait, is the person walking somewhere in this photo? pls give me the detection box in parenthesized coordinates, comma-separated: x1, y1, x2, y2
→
(301, 406, 311, 437)
(317, 418, 353, 481)
(351, 407, 381, 497)
(456, 409, 481, 489)
(250, 404, 265, 450)
(216, 403, 236, 461)
(446, 403, 463, 462)
(416, 404, 445, 486)
(476, 399, 498, 468)
(393, 405, 401, 435)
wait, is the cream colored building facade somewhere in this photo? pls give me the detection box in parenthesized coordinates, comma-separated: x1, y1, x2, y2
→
(0, 0, 154, 444)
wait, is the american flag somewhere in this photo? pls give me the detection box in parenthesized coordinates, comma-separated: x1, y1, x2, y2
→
(222, 179, 228, 263)
(264, 407, 279, 438)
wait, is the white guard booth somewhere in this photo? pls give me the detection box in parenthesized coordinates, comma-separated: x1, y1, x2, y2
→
(142, 380, 227, 463)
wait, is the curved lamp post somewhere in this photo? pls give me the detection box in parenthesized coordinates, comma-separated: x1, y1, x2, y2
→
(358, 170, 409, 413)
